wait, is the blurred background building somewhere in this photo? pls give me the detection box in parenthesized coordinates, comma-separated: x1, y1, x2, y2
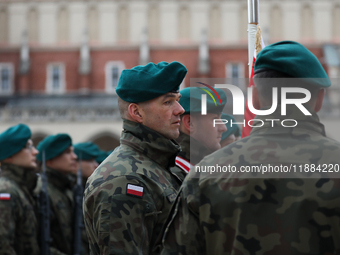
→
(1, 0, 340, 148)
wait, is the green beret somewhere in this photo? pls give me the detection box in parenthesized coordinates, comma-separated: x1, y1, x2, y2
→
(255, 41, 330, 87)
(37, 134, 72, 161)
(221, 113, 241, 141)
(179, 87, 227, 114)
(96, 150, 112, 164)
(116, 61, 187, 103)
(0, 124, 31, 161)
(74, 142, 102, 161)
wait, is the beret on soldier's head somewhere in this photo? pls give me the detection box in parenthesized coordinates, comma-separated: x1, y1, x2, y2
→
(179, 87, 227, 115)
(254, 41, 331, 87)
(73, 142, 102, 161)
(220, 113, 241, 141)
(0, 124, 31, 161)
(36, 133, 72, 161)
(96, 150, 112, 164)
(116, 61, 187, 103)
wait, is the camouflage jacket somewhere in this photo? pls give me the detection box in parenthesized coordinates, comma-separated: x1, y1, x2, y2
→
(171, 132, 213, 182)
(83, 119, 182, 255)
(46, 167, 75, 255)
(161, 107, 340, 255)
(0, 163, 40, 255)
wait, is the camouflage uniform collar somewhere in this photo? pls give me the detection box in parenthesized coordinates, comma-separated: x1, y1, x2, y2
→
(0, 163, 38, 193)
(121, 119, 181, 169)
(250, 105, 325, 136)
(46, 167, 75, 190)
(176, 132, 213, 165)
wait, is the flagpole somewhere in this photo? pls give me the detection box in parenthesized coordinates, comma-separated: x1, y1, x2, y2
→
(248, 0, 259, 77)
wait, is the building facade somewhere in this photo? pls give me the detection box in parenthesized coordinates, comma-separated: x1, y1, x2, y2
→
(1, 0, 340, 147)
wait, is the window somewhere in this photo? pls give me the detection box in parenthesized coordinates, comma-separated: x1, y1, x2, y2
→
(0, 64, 13, 95)
(28, 7, 39, 43)
(226, 63, 244, 79)
(0, 7, 8, 44)
(46, 63, 65, 94)
(178, 5, 191, 40)
(57, 7, 69, 43)
(117, 5, 129, 42)
(105, 61, 125, 93)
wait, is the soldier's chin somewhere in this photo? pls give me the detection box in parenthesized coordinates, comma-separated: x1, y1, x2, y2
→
(169, 130, 180, 140)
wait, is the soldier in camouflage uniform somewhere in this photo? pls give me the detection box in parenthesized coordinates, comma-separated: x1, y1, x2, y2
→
(37, 134, 78, 255)
(161, 41, 340, 254)
(0, 124, 40, 255)
(83, 61, 187, 254)
(172, 87, 227, 180)
(220, 113, 241, 148)
(74, 142, 102, 255)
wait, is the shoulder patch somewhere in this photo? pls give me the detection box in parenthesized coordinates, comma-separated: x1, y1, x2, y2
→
(167, 193, 177, 203)
(175, 156, 192, 174)
(126, 184, 144, 198)
(0, 193, 10, 201)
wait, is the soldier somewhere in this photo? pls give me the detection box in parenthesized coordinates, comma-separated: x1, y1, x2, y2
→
(73, 142, 101, 185)
(172, 87, 227, 179)
(73, 142, 102, 255)
(83, 61, 186, 254)
(37, 134, 78, 255)
(220, 113, 241, 148)
(0, 124, 40, 255)
(161, 41, 340, 254)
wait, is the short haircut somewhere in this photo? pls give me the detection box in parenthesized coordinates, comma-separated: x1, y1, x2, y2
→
(253, 69, 321, 107)
(118, 97, 130, 118)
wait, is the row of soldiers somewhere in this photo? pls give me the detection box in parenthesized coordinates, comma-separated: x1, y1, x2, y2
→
(0, 127, 111, 254)
(83, 40, 340, 254)
(2, 40, 340, 254)
(0, 88, 239, 254)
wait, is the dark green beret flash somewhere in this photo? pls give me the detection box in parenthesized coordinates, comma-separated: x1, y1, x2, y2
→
(221, 113, 241, 141)
(255, 41, 330, 87)
(179, 86, 227, 115)
(74, 142, 102, 161)
(37, 133, 72, 161)
(116, 61, 187, 103)
(0, 124, 31, 161)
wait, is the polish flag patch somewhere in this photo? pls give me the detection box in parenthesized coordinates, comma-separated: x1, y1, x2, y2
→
(175, 156, 193, 174)
(0, 193, 11, 201)
(127, 184, 144, 198)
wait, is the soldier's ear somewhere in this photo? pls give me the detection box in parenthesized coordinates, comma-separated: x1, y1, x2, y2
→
(314, 89, 325, 113)
(181, 114, 191, 134)
(128, 103, 144, 123)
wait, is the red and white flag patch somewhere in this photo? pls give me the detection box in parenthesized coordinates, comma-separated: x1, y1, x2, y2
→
(127, 184, 144, 197)
(0, 193, 11, 201)
(175, 156, 192, 174)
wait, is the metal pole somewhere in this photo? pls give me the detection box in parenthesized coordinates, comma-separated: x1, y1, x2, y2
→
(248, 0, 259, 24)
(248, 0, 259, 77)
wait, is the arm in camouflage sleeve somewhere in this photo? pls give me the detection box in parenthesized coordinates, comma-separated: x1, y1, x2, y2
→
(161, 178, 205, 255)
(84, 176, 159, 255)
(0, 190, 19, 255)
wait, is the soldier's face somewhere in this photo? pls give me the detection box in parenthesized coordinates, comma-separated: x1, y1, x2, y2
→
(139, 92, 184, 139)
(80, 159, 98, 178)
(4, 139, 39, 169)
(46, 146, 78, 174)
(191, 113, 227, 152)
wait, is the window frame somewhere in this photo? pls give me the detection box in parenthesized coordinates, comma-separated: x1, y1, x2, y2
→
(105, 61, 125, 94)
(0, 63, 14, 95)
(226, 62, 245, 79)
(46, 63, 66, 94)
